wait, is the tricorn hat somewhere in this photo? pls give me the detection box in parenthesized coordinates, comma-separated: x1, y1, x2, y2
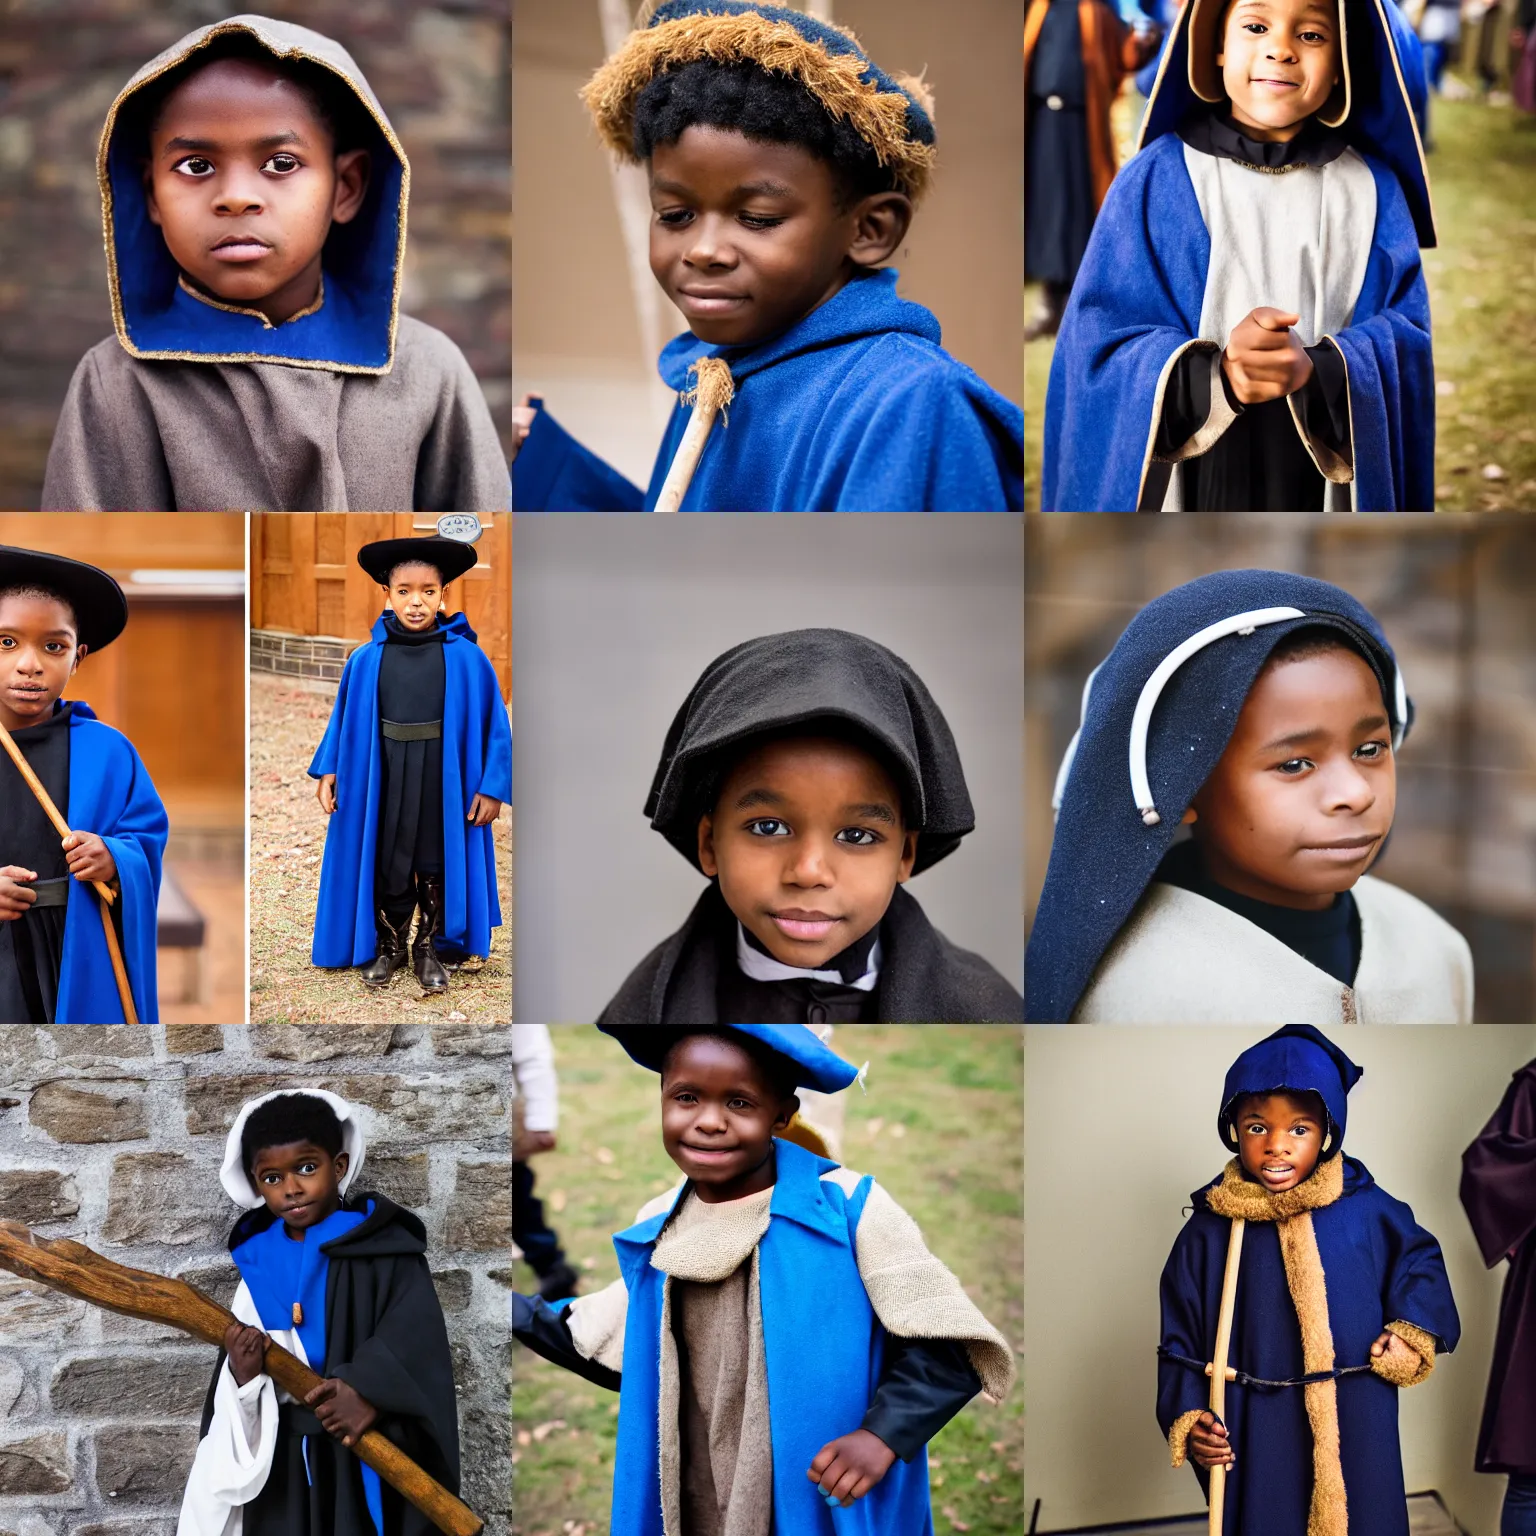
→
(0, 546, 129, 653)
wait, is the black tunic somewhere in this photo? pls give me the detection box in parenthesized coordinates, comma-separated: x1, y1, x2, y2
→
(0, 701, 73, 1024)
(1026, 0, 1096, 287)
(722, 925, 880, 1023)
(375, 613, 446, 896)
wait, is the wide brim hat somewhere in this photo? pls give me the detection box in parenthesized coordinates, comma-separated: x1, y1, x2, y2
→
(1185, 0, 1351, 126)
(581, 0, 938, 202)
(0, 546, 129, 654)
(220, 1089, 366, 1210)
(357, 535, 478, 587)
(599, 1024, 862, 1094)
(1218, 1024, 1363, 1160)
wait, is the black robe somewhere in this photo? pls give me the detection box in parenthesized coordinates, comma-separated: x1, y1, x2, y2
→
(1026, 0, 1095, 287)
(375, 613, 447, 896)
(198, 1192, 461, 1536)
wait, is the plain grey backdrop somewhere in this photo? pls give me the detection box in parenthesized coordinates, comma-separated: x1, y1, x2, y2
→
(512, 513, 1024, 1023)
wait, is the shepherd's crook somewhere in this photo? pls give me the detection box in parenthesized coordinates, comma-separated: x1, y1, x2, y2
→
(0, 717, 137, 1023)
(1206, 1215, 1245, 1535)
(654, 356, 734, 511)
(0, 1222, 483, 1536)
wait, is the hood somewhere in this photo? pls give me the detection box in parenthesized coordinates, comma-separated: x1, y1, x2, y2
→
(645, 626, 974, 876)
(1138, 0, 1434, 246)
(369, 609, 477, 645)
(598, 1024, 863, 1093)
(1217, 1024, 1364, 1159)
(228, 1189, 427, 1257)
(220, 1087, 366, 1209)
(1025, 568, 1410, 1022)
(99, 14, 409, 372)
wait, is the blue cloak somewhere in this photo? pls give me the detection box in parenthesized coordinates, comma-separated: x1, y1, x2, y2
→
(57, 702, 167, 1025)
(608, 1138, 937, 1536)
(513, 270, 1023, 511)
(1043, 0, 1436, 511)
(308, 613, 510, 967)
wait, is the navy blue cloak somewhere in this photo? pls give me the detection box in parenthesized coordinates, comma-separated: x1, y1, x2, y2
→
(308, 612, 510, 967)
(513, 270, 1023, 511)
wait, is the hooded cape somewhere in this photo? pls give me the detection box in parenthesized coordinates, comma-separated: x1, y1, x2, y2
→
(308, 611, 510, 967)
(512, 271, 1023, 511)
(42, 14, 507, 511)
(1042, 0, 1435, 511)
(1026, 569, 1418, 1022)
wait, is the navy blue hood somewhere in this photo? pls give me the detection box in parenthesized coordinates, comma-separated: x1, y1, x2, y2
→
(1218, 1024, 1365, 1160)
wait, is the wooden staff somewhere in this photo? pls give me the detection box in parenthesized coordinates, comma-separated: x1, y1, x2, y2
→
(654, 356, 734, 512)
(0, 716, 137, 1024)
(1206, 1215, 1245, 1535)
(0, 1221, 483, 1536)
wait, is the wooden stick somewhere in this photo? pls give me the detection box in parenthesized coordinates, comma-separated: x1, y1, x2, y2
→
(0, 1221, 483, 1536)
(0, 716, 137, 1024)
(654, 357, 734, 512)
(1208, 1215, 1245, 1535)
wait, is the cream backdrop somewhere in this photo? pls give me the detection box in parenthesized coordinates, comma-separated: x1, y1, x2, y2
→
(1024, 1025, 1536, 1535)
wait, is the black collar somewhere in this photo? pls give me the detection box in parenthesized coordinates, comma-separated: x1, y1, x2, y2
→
(1177, 107, 1348, 169)
(382, 611, 446, 645)
(741, 920, 881, 985)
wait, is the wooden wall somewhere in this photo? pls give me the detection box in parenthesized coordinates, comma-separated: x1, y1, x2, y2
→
(252, 513, 511, 700)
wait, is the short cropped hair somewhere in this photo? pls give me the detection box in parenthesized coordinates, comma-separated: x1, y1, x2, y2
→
(241, 1093, 346, 1177)
(385, 560, 446, 588)
(0, 584, 80, 638)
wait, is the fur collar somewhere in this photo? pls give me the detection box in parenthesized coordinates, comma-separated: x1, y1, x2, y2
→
(1205, 1155, 1344, 1222)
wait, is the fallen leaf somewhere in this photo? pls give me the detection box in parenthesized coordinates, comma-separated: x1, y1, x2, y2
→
(595, 1146, 615, 1164)
(1482, 463, 1506, 481)
(531, 1418, 566, 1442)
(516, 1429, 531, 1446)
(989, 1442, 1006, 1455)
(889, 1123, 906, 1139)
(549, 1188, 567, 1212)
(1436, 379, 1456, 396)
(865, 1117, 885, 1140)
(582, 1255, 597, 1270)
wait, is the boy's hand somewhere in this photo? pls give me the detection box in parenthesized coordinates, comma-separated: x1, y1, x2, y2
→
(1188, 1410, 1234, 1470)
(0, 867, 38, 921)
(807, 1429, 896, 1507)
(223, 1322, 268, 1387)
(1370, 1329, 1419, 1372)
(62, 831, 115, 885)
(513, 394, 539, 450)
(305, 1377, 379, 1448)
(1222, 308, 1315, 404)
(515, 1128, 557, 1159)
(317, 773, 337, 815)
(468, 793, 502, 827)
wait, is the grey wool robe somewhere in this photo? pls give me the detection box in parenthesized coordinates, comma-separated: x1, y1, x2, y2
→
(41, 14, 509, 513)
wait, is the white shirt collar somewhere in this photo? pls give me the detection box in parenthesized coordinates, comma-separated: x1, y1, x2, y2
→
(735, 923, 881, 993)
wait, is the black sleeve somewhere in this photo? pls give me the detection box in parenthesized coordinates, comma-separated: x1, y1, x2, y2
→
(1293, 341, 1352, 460)
(860, 1335, 983, 1462)
(1153, 348, 1232, 457)
(512, 1292, 623, 1392)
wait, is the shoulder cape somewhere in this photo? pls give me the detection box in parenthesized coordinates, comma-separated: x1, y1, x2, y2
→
(308, 613, 511, 966)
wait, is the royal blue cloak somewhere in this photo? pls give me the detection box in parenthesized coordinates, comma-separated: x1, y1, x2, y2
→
(607, 1138, 937, 1536)
(513, 270, 1023, 511)
(308, 613, 510, 967)
(1043, 0, 1436, 512)
(57, 701, 167, 1025)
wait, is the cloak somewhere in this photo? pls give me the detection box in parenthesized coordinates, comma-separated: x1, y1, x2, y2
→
(42, 13, 507, 512)
(1158, 1027, 1460, 1536)
(1041, 0, 1436, 511)
(1460, 1059, 1536, 1474)
(308, 611, 510, 967)
(1024, 569, 1463, 1023)
(512, 271, 1023, 511)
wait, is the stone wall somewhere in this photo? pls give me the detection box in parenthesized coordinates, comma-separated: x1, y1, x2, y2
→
(0, 1023, 512, 1536)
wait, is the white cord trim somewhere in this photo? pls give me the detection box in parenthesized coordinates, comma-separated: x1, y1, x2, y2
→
(1050, 662, 1103, 818)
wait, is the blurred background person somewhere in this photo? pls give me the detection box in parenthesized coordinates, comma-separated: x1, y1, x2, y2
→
(513, 1023, 580, 1302)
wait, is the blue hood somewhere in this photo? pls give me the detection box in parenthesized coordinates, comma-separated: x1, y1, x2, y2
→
(99, 14, 409, 372)
(1218, 1025, 1365, 1159)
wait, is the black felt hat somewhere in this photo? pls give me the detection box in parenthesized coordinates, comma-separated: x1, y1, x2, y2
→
(0, 545, 129, 653)
(357, 536, 477, 587)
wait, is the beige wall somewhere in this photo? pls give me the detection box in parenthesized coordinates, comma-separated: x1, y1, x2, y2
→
(1024, 1025, 1536, 1535)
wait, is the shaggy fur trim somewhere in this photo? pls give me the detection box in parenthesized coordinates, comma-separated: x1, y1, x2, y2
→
(1168, 1407, 1205, 1468)
(581, 12, 939, 200)
(566, 1274, 630, 1374)
(1276, 1212, 1347, 1536)
(1373, 1319, 1436, 1387)
(1204, 1155, 1344, 1223)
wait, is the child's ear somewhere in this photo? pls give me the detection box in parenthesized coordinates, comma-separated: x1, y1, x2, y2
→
(143, 164, 163, 228)
(775, 1093, 800, 1134)
(331, 148, 371, 226)
(70, 641, 88, 675)
(698, 814, 719, 878)
(333, 1150, 350, 1180)
(847, 191, 913, 269)
(894, 829, 919, 883)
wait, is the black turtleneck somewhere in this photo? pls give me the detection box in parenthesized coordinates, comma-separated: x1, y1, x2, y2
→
(375, 612, 447, 897)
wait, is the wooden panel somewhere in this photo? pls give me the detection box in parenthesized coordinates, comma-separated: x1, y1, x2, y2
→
(0, 513, 245, 570)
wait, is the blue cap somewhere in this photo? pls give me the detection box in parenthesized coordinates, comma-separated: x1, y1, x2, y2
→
(1218, 1025, 1364, 1160)
(598, 1025, 861, 1094)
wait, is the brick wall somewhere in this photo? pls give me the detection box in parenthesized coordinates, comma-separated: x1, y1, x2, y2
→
(0, 1023, 512, 1536)
(249, 629, 360, 685)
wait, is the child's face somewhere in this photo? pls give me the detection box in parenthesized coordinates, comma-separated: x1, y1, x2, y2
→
(383, 563, 443, 630)
(143, 58, 370, 325)
(1233, 1090, 1325, 1190)
(1189, 645, 1396, 909)
(648, 125, 910, 347)
(660, 1034, 796, 1200)
(1218, 0, 1341, 141)
(698, 735, 919, 970)
(0, 594, 84, 734)
(249, 1138, 349, 1236)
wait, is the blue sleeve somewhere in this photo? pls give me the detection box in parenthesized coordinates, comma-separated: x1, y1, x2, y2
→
(511, 406, 646, 511)
(308, 647, 361, 778)
(473, 649, 511, 804)
(1157, 1220, 1216, 1442)
(1380, 1197, 1460, 1353)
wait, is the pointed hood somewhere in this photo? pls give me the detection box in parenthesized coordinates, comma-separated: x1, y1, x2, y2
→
(1218, 1024, 1364, 1159)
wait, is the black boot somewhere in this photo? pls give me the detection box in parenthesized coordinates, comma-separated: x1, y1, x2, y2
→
(359, 894, 413, 987)
(412, 873, 451, 994)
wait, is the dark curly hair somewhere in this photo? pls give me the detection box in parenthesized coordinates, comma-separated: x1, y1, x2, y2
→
(632, 59, 899, 207)
(241, 1093, 346, 1178)
(0, 584, 79, 637)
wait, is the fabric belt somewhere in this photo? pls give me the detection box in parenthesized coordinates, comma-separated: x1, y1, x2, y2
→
(381, 719, 442, 741)
(27, 878, 70, 909)
(1158, 1346, 1374, 1389)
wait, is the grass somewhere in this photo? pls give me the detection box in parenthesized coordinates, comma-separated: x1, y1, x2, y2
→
(511, 1025, 1023, 1536)
(1025, 79, 1536, 510)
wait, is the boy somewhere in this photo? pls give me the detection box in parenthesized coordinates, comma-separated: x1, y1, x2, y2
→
(512, 1025, 1015, 1535)
(0, 545, 166, 1024)
(180, 1089, 459, 1535)
(597, 627, 1024, 1023)
(1043, 0, 1436, 510)
(512, 1023, 581, 1301)
(1027, 568, 1473, 1022)
(42, 15, 508, 512)
(309, 534, 510, 996)
(511, 0, 1023, 511)
(1159, 1025, 1459, 1535)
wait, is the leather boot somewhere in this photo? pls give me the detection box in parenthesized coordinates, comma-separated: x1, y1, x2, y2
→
(359, 894, 413, 986)
(412, 874, 451, 994)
